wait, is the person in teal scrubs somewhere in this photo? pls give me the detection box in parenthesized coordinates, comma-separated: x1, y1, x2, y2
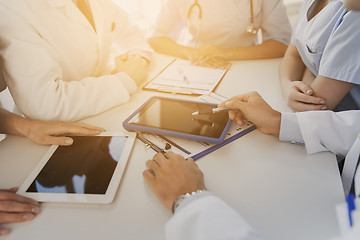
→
(280, 0, 360, 112)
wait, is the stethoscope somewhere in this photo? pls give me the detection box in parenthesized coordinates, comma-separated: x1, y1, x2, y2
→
(246, 0, 259, 35)
(187, 0, 259, 46)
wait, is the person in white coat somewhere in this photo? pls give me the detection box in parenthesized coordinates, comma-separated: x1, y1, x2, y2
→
(0, 0, 151, 121)
(143, 92, 360, 240)
(148, 0, 292, 68)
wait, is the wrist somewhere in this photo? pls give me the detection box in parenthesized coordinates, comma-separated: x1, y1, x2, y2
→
(270, 111, 282, 136)
(13, 116, 32, 137)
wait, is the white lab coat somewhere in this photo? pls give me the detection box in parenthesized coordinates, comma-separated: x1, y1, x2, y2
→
(166, 111, 360, 240)
(0, 0, 150, 121)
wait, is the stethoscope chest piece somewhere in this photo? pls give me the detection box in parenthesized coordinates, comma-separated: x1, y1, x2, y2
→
(246, 24, 258, 35)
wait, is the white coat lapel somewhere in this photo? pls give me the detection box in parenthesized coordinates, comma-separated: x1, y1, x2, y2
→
(89, 0, 114, 76)
(48, 0, 95, 32)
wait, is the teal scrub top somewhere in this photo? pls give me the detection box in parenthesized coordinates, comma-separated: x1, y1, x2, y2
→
(291, 0, 360, 110)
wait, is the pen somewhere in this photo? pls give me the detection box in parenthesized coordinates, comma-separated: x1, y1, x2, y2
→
(192, 107, 229, 116)
(177, 67, 189, 84)
(346, 194, 356, 227)
(136, 132, 166, 154)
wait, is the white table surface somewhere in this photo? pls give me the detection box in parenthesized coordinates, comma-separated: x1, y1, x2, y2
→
(0, 54, 345, 240)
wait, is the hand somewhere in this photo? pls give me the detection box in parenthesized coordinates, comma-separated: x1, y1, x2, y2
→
(218, 91, 281, 136)
(23, 120, 105, 146)
(143, 152, 205, 211)
(196, 56, 229, 69)
(284, 81, 327, 112)
(0, 188, 40, 237)
(190, 44, 229, 69)
(114, 53, 149, 86)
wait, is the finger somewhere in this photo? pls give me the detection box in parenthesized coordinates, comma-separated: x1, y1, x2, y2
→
(145, 160, 161, 174)
(292, 91, 326, 105)
(228, 110, 236, 120)
(0, 192, 39, 206)
(205, 58, 224, 69)
(186, 158, 199, 168)
(290, 101, 327, 112)
(293, 81, 314, 95)
(234, 116, 246, 126)
(119, 54, 128, 61)
(39, 136, 74, 146)
(209, 58, 228, 69)
(0, 212, 35, 224)
(0, 187, 18, 193)
(163, 151, 178, 159)
(54, 124, 104, 136)
(0, 227, 10, 237)
(153, 153, 167, 165)
(143, 170, 156, 187)
(0, 201, 41, 215)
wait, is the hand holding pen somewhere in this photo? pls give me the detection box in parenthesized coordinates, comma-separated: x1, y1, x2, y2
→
(217, 92, 281, 136)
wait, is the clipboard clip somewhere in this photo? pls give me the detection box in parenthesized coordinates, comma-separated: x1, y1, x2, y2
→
(157, 86, 197, 95)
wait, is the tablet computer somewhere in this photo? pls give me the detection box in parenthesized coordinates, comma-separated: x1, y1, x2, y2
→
(123, 97, 231, 144)
(17, 132, 136, 204)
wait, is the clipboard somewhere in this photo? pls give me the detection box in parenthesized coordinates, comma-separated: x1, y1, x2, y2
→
(143, 59, 231, 95)
(136, 123, 256, 161)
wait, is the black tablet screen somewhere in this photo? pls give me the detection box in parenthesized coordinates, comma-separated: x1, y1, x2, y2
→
(128, 98, 229, 138)
(26, 136, 126, 195)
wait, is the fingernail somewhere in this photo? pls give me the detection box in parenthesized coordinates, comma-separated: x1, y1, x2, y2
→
(321, 106, 327, 110)
(31, 200, 40, 206)
(320, 100, 326, 104)
(32, 207, 41, 214)
(65, 139, 73, 145)
(22, 213, 34, 220)
(306, 90, 313, 94)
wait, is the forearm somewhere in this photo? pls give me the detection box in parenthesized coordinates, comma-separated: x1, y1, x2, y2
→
(310, 76, 354, 110)
(279, 44, 306, 92)
(223, 40, 287, 60)
(0, 108, 29, 136)
(148, 37, 194, 59)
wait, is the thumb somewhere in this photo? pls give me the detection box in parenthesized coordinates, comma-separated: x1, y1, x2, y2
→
(294, 81, 314, 95)
(38, 136, 74, 146)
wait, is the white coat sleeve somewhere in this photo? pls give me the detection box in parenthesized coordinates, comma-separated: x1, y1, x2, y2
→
(166, 192, 261, 240)
(279, 111, 360, 157)
(0, 7, 136, 122)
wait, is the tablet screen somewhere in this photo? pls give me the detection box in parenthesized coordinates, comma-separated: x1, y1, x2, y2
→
(128, 98, 229, 138)
(26, 136, 127, 195)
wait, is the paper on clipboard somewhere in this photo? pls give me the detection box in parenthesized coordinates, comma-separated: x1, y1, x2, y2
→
(143, 59, 230, 95)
